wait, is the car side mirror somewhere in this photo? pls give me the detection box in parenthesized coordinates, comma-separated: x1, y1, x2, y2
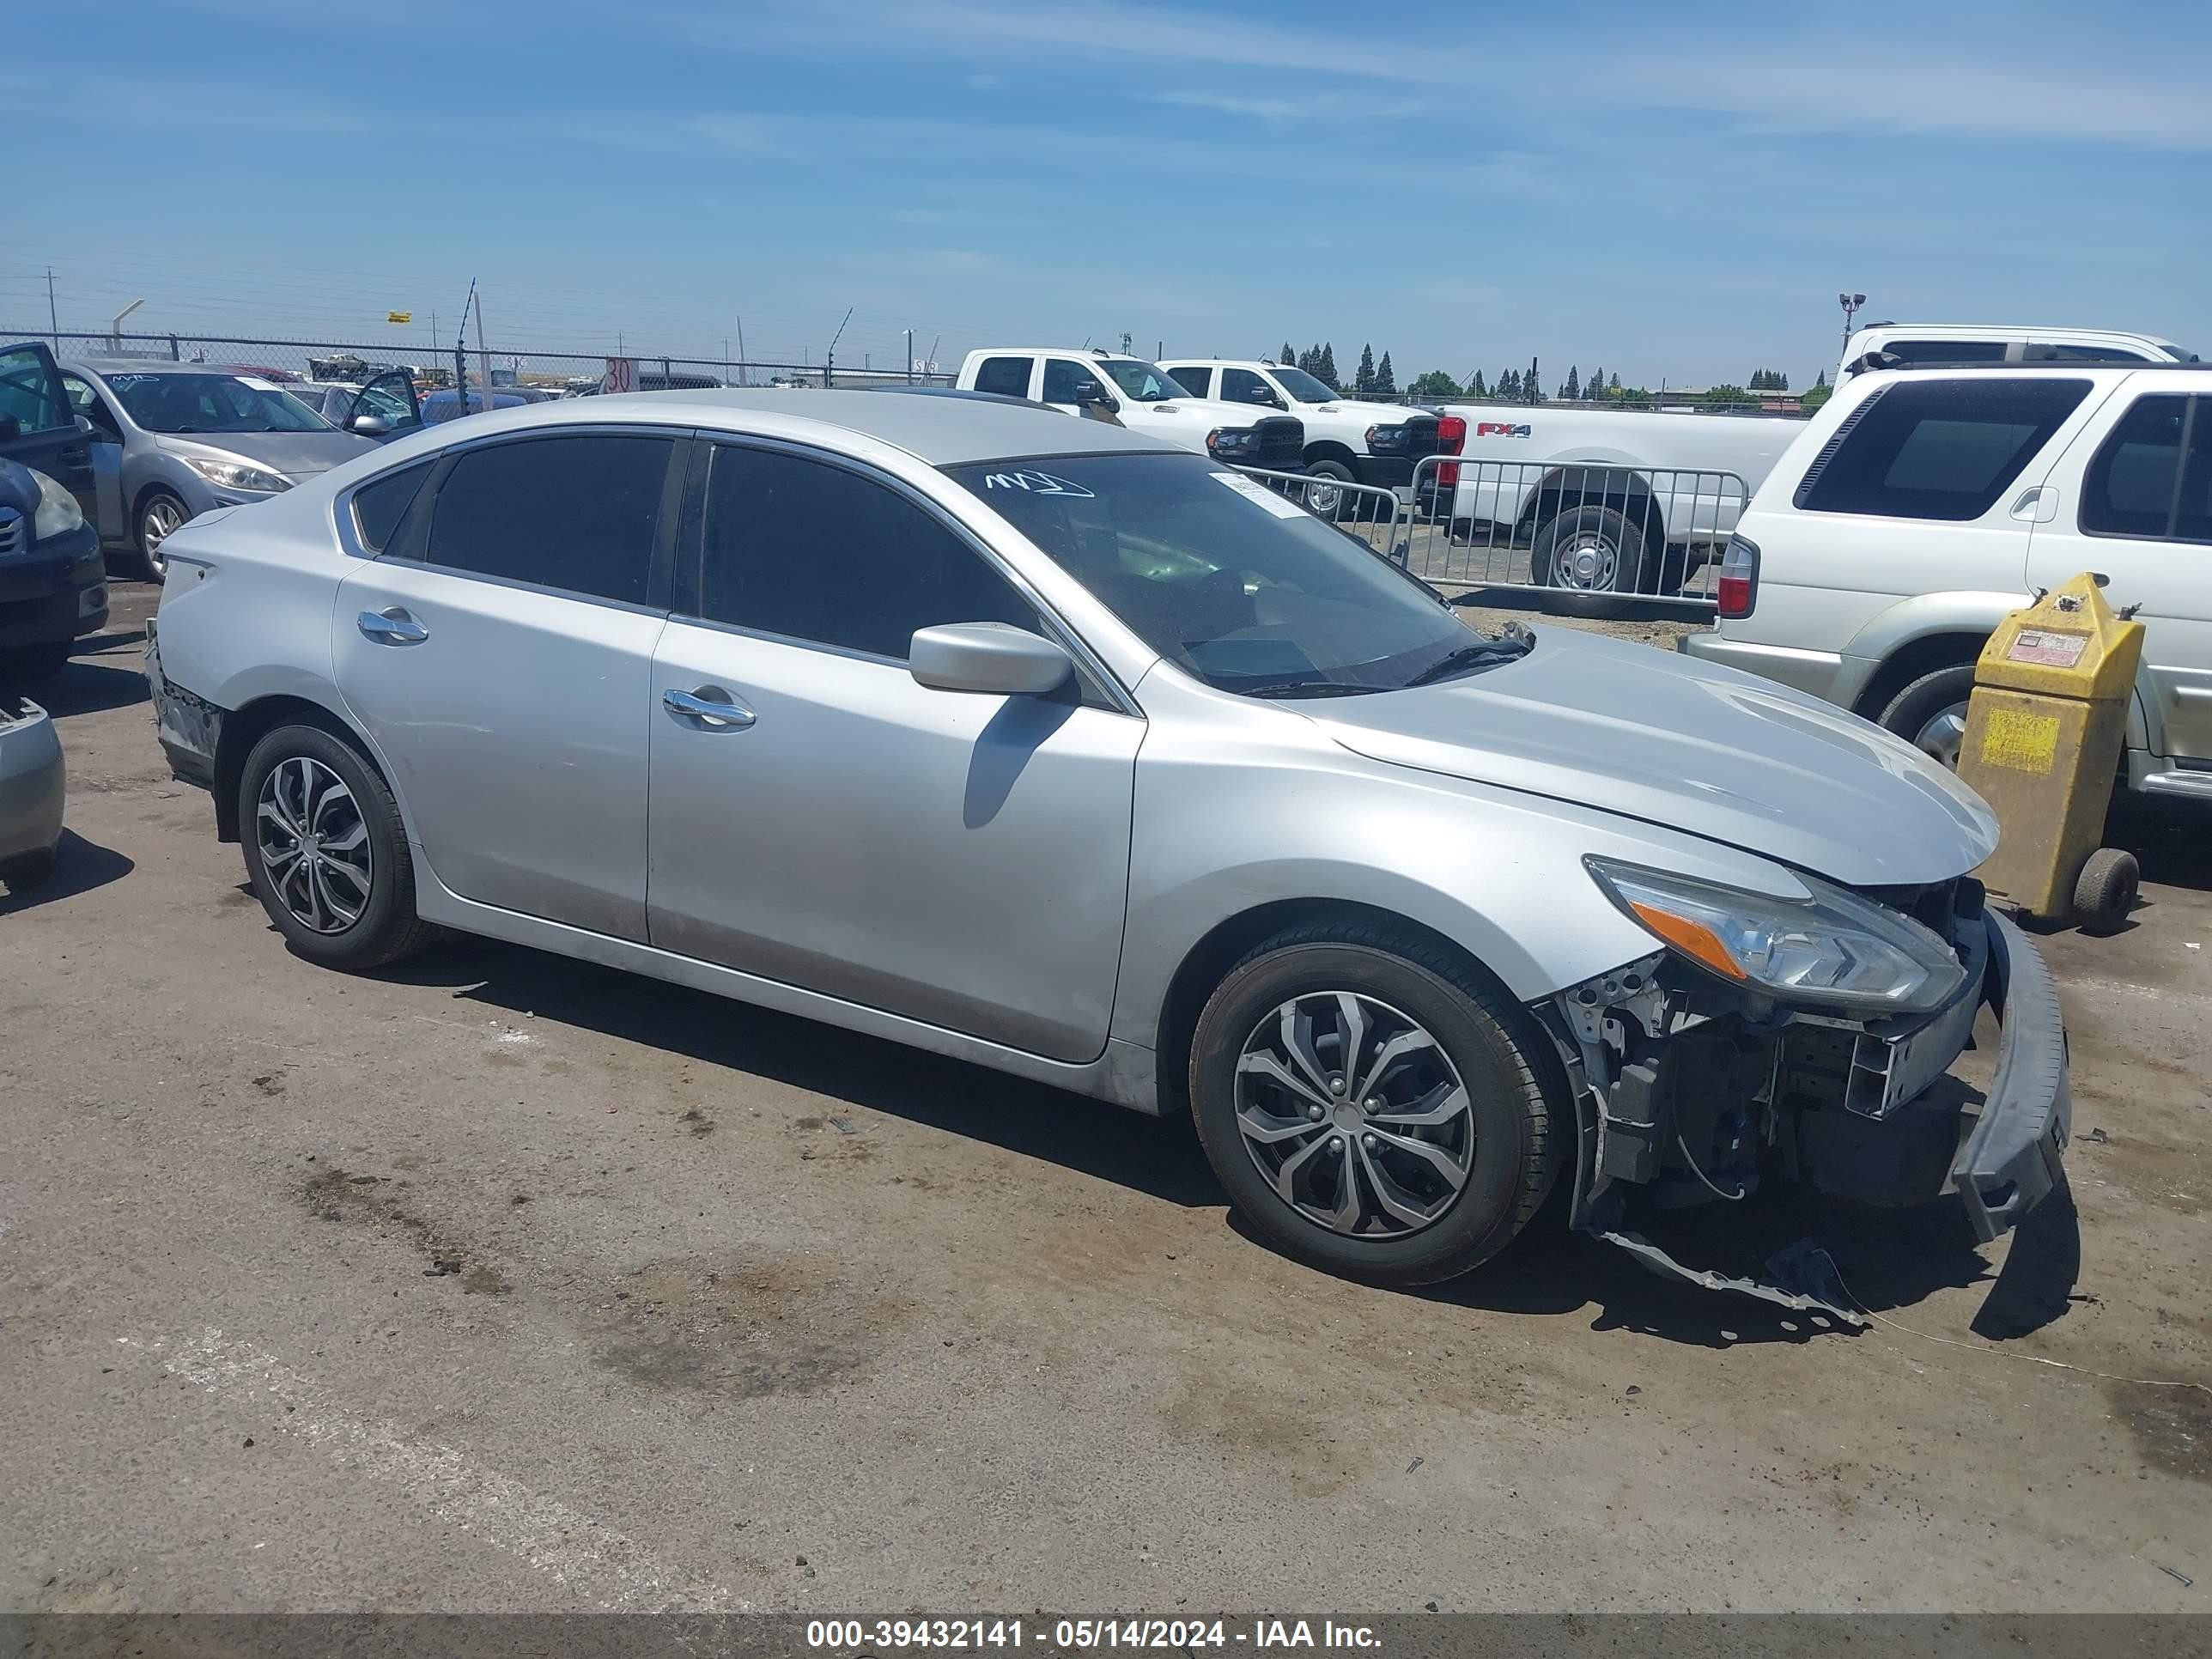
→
(1070, 379, 1118, 412)
(908, 622, 1073, 696)
(1250, 388, 1283, 408)
(348, 413, 392, 437)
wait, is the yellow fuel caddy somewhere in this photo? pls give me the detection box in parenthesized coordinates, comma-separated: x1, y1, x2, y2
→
(1957, 573, 2144, 929)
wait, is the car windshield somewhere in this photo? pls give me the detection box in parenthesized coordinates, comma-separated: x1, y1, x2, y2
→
(946, 453, 1517, 695)
(103, 372, 332, 434)
(1099, 360, 1193, 403)
(1269, 367, 1340, 404)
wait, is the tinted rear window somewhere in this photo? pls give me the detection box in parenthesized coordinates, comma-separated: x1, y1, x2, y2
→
(1794, 379, 2089, 520)
(971, 356, 1032, 398)
(422, 434, 672, 603)
(1166, 366, 1212, 397)
(351, 460, 431, 552)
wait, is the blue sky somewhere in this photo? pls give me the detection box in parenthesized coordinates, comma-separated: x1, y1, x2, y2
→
(8, 0, 2208, 387)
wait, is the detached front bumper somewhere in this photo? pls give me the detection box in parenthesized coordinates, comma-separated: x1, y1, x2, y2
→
(1954, 908, 2069, 1241)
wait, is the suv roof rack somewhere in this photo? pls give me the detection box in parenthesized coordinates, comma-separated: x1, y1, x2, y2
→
(1848, 352, 2198, 376)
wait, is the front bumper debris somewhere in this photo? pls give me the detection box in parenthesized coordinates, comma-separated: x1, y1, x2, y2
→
(1554, 902, 2069, 1322)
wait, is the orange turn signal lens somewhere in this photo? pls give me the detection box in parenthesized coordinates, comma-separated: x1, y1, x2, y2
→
(1626, 902, 1747, 981)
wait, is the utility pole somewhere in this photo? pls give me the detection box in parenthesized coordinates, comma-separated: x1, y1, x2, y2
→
(825, 307, 853, 389)
(46, 269, 58, 348)
(907, 327, 915, 386)
(735, 316, 747, 385)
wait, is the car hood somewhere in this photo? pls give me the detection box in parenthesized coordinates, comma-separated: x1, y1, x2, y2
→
(1302, 626, 1998, 887)
(1296, 398, 1427, 425)
(156, 430, 377, 480)
(1125, 397, 1290, 430)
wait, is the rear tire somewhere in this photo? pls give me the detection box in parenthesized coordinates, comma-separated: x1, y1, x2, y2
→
(1532, 504, 1661, 605)
(238, 722, 436, 969)
(1188, 921, 1563, 1287)
(1878, 665, 1978, 769)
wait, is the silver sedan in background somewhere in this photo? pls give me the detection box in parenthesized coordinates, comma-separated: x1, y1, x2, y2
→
(142, 391, 2069, 1302)
(59, 359, 377, 579)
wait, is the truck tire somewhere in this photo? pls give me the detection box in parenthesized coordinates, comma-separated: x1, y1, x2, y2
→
(1878, 665, 1978, 769)
(1532, 504, 1650, 600)
(1187, 920, 1563, 1287)
(1303, 459, 1359, 520)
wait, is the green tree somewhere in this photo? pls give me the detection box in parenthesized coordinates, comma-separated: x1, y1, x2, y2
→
(1280, 341, 1297, 367)
(1586, 366, 1604, 400)
(1522, 365, 1541, 402)
(1317, 343, 1339, 388)
(1800, 380, 1833, 412)
(1373, 351, 1395, 394)
(1562, 365, 1581, 400)
(1705, 383, 1750, 404)
(1499, 368, 1521, 400)
(1609, 372, 1621, 392)
(1467, 369, 1488, 398)
(1355, 343, 1376, 395)
(1408, 369, 1461, 400)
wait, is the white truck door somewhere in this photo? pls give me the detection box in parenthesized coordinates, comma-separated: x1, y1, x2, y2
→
(2026, 384, 2212, 765)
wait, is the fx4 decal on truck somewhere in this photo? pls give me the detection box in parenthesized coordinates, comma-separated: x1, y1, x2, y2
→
(1474, 421, 1532, 438)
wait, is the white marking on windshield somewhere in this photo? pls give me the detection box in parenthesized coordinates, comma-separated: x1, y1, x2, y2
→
(981, 470, 1096, 497)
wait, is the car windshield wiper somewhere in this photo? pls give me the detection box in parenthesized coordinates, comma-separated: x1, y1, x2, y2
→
(1236, 678, 1386, 699)
(1402, 629, 1535, 687)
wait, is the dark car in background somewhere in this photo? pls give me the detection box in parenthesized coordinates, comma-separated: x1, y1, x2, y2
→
(0, 343, 106, 685)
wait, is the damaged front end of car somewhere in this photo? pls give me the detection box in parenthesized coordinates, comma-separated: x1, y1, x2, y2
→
(1536, 861, 2070, 1324)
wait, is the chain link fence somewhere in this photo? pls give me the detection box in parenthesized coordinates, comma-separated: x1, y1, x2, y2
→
(5, 330, 953, 394)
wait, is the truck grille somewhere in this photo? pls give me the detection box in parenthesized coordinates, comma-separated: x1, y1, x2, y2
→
(1249, 416, 1304, 471)
(0, 507, 22, 559)
(1399, 415, 1443, 460)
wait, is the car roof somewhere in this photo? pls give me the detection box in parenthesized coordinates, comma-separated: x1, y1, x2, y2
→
(1159, 358, 1271, 368)
(1855, 323, 2187, 350)
(574, 388, 1178, 464)
(69, 358, 277, 376)
(966, 347, 1150, 362)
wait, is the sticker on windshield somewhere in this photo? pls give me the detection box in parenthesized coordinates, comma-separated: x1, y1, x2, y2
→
(1209, 470, 1308, 520)
(981, 469, 1095, 497)
(236, 376, 284, 392)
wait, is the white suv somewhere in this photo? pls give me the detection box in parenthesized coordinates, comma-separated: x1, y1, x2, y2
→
(1685, 362, 2212, 803)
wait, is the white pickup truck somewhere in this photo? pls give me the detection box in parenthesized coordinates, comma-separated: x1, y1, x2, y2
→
(1428, 325, 2200, 599)
(1157, 357, 1458, 514)
(957, 349, 1304, 472)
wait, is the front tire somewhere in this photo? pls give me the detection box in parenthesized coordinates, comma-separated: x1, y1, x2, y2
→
(1302, 459, 1359, 521)
(239, 722, 435, 969)
(1188, 921, 1563, 1287)
(137, 489, 190, 581)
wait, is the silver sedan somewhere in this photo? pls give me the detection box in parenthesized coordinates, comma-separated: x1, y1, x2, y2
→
(142, 391, 2069, 1295)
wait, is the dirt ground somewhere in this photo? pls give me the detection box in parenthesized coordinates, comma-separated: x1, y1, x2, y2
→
(3, 583, 2206, 1614)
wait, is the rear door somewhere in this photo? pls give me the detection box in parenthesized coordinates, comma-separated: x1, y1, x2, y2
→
(2027, 383, 2212, 763)
(333, 428, 684, 940)
(0, 343, 96, 521)
(1164, 364, 1212, 398)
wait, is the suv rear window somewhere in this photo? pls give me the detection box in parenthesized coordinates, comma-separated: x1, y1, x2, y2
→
(1794, 378, 2090, 521)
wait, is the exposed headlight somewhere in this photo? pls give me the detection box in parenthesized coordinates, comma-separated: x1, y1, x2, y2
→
(28, 468, 84, 540)
(1206, 428, 1254, 453)
(1585, 857, 1967, 1015)
(1366, 423, 1408, 453)
(181, 455, 292, 494)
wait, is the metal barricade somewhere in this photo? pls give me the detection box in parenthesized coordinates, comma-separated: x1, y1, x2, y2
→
(1230, 465, 1411, 562)
(1403, 454, 1749, 611)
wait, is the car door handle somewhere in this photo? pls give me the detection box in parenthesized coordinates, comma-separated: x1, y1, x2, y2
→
(663, 686, 756, 728)
(357, 607, 428, 645)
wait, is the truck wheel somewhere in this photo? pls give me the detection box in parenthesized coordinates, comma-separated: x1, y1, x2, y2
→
(2074, 848, 2139, 933)
(137, 489, 190, 581)
(1187, 921, 1563, 1287)
(1533, 505, 1649, 599)
(1878, 665, 1978, 769)
(0, 643, 72, 688)
(1303, 460, 1359, 520)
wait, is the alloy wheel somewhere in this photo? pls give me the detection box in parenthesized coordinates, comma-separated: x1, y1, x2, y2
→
(141, 497, 185, 577)
(1911, 702, 1970, 770)
(256, 756, 373, 933)
(1234, 990, 1476, 1237)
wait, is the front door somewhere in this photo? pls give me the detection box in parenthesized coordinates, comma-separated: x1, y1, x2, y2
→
(647, 441, 1141, 1062)
(0, 343, 96, 522)
(2027, 386, 2212, 763)
(60, 372, 125, 542)
(341, 368, 424, 443)
(333, 429, 684, 939)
